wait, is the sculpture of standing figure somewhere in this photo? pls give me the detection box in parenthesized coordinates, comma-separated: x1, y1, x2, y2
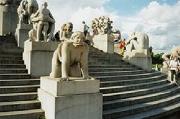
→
(27, 0, 38, 15)
(17, 0, 38, 24)
(31, 2, 55, 42)
(17, 0, 29, 24)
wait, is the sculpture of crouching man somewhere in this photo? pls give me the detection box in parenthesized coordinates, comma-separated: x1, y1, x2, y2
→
(60, 22, 73, 41)
(50, 31, 90, 80)
(125, 32, 150, 55)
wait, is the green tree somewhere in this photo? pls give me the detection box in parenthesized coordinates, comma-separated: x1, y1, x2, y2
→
(152, 53, 164, 64)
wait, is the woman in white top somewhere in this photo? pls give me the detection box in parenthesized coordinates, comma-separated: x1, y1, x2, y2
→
(169, 56, 180, 82)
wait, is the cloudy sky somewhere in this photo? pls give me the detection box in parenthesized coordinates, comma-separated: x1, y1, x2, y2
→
(38, 0, 180, 50)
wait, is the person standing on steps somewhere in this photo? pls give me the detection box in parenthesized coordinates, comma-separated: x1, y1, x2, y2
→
(82, 21, 89, 37)
(119, 38, 126, 56)
(169, 56, 180, 83)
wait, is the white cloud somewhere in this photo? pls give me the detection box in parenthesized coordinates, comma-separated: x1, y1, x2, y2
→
(37, 0, 111, 30)
(120, 1, 180, 50)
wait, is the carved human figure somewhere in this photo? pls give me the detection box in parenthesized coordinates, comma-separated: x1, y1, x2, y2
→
(31, 2, 55, 42)
(17, 0, 38, 24)
(60, 22, 73, 41)
(28, 20, 38, 41)
(17, 0, 29, 24)
(126, 32, 149, 53)
(26, 0, 38, 16)
(50, 31, 89, 80)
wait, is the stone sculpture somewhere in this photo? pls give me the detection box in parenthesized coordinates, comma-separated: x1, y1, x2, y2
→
(50, 31, 89, 80)
(125, 32, 149, 54)
(91, 16, 113, 35)
(123, 32, 152, 71)
(17, 0, 38, 24)
(60, 22, 73, 41)
(17, 0, 29, 24)
(31, 2, 55, 42)
(28, 21, 38, 41)
(26, 0, 38, 16)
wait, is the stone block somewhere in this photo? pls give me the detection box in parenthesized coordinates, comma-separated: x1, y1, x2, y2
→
(40, 77, 100, 96)
(23, 41, 59, 77)
(93, 34, 114, 53)
(124, 50, 152, 71)
(38, 77, 103, 119)
(0, 5, 19, 35)
(15, 24, 32, 48)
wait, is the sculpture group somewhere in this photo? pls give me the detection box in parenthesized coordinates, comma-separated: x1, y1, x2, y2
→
(17, 0, 55, 42)
(15, 0, 153, 79)
(92, 16, 113, 35)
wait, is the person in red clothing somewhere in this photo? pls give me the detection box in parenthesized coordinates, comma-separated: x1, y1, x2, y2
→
(119, 38, 126, 56)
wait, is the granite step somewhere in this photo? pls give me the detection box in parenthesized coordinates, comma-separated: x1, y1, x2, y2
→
(0, 60, 24, 64)
(89, 65, 136, 68)
(103, 83, 176, 101)
(0, 100, 41, 112)
(0, 79, 40, 86)
(103, 86, 180, 110)
(100, 79, 168, 94)
(0, 56, 22, 60)
(0, 109, 44, 119)
(89, 67, 139, 72)
(100, 74, 167, 87)
(120, 100, 180, 119)
(0, 64, 26, 68)
(90, 70, 145, 76)
(0, 85, 39, 94)
(0, 69, 28, 74)
(0, 74, 31, 79)
(0, 53, 22, 57)
(103, 92, 180, 119)
(96, 72, 161, 81)
(0, 92, 37, 102)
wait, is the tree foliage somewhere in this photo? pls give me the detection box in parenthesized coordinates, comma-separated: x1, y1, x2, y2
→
(152, 52, 164, 64)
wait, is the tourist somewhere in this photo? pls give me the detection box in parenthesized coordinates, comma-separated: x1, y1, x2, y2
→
(82, 21, 89, 37)
(169, 56, 180, 83)
(119, 38, 126, 56)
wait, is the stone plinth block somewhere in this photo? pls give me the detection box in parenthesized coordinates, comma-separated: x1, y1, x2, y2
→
(23, 41, 59, 77)
(0, 5, 19, 35)
(38, 77, 103, 119)
(124, 50, 152, 71)
(93, 34, 114, 54)
(15, 24, 32, 48)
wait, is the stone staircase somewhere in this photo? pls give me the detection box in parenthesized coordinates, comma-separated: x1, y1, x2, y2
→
(89, 47, 180, 119)
(0, 36, 180, 119)
(0, 36, 44, 119)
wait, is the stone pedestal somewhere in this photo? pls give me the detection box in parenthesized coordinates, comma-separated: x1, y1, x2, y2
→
(15, 24, 32, 48)
(23, 41, 59, 77)
(0, 4, 19, 35)
(38, 77, 103, 119)
(124, 50, 152, 71)
(93, 34, 114, 53)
